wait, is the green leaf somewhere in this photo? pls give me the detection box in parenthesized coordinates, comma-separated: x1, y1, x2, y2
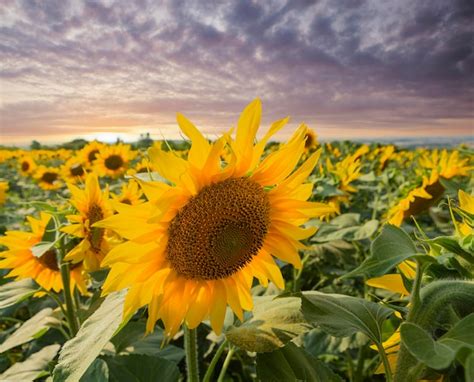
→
(344, 224, 420, 278)
(0, 308, 61, 353)
(112, 321, 185, 363)
(0, 278, 39, 309)
(400, 314, 474, 370)
(0, 344, 60, 381)
(312, 214, 378, 243)
(53, 290, 126, 382)
(299, 291, 393, 344)
(104, 354, 180, 382)
(256, 342, 343, 382)
(225, 296, 311, 352)
(80, 359, 109, 382)
(429, 236, 474, 261)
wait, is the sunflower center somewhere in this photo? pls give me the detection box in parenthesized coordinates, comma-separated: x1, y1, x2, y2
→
(104, 155, 124, 170)
(404, 180, 445, 217)
(87, 204, 105, 253)
(37, 250, 59, 271)
(42, 172, 58, 184)
(305, 133, 315, 149)
(70, 164, 85, 177)
(21, 161, 30, 171)
(166, 177, 270, 280)
(88, 149, 99, 162)
(121, 198, 131, 205)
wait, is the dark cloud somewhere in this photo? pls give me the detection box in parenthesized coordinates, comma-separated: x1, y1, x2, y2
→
(0, 0, 472, 143)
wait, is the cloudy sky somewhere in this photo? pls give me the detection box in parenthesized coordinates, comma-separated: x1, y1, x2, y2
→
(1, 0, 473, 145)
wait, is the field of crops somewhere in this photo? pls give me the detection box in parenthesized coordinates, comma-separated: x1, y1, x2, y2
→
(0, 101, 472, 382)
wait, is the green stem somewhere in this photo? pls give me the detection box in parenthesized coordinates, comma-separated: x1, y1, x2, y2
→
(217, 345, 235, 382)
(59, 238, 79, 336)
(184, 326, 199, 382)
(375, 342, 393, 382)
(407, 261, 424, 318)
(203, 340, 228, 382)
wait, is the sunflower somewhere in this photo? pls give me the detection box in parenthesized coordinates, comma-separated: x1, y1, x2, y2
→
(127, 157, 152, 176)
(0, 181, 8, 205)
(96, 99, 335, 337)
(0, 212, 87, 294)
(19, 155, 37, 176)
(80, 141, 106, 167)
(457, 190, 473, 237)
(61, 173, 114, 271)
(34, 166, 63, 190)
(94, 144, 134, 178)
(303, 128, 318, 153)
(388, 149, 472, 226)
(61, 157, 87, 183)
(111, 180, 144, 206)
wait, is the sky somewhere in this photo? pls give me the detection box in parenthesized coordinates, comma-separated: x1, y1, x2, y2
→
(0, 0, 473, 145)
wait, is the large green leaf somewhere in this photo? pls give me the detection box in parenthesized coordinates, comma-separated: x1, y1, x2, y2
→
(400, 313, 474, 370)
(111, 321, 185, 363)
(344, 224, 422, 278)
(225, 296, 311, 352)
(299, 291, 393, 344)
(80, 359, 109, 382)
(0, 344, 60, 381)
(311, 213, 379, 243)
(0, 308, 60, 353)
(256, 342, 343, 382)
(104, 354, 180, 382)
(53, 290, 126, 382)
(0, 278, 39, 309)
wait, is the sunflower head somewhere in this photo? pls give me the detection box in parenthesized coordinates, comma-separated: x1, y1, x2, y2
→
(111, 180, 144, 206)
(34, 166, 63, 190)
(94, 144, 134, 178)
(304, 128, 318, 152)
(62, 173, 114, 271)
(81, 141, 106, 166)
(0, 181, 8, 205)
(61, 157, 87, 183)
(19, 155, 37, 176)
(419, 149, 472, 179)
(97, 99, 336, 337)
(0, 212, 87, 294)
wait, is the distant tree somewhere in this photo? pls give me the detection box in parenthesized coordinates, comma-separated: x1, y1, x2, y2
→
(30, 140, 41, 150)
(135, 132, 154, 149)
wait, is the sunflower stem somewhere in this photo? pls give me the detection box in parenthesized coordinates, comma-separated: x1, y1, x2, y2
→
(375, 341, 392, 382)
(217, 344, 235, 382)
(184, 326, 199, 382)
(203, 339, 228, 382)
(59, 237, 80, 336)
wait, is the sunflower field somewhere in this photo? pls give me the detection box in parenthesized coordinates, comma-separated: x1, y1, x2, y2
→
(0, 100, 472, 382)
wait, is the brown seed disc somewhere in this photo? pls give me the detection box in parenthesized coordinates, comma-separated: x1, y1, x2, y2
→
(166, 177, 270, 280)
(87, 204, 105, 253)
(37, 249, 59, 271)
(21, 161, 30, 171)
(70, 164, 85, 177)
(104, 155, 124, 170)
(88, 150, 99, 163)
(42, 172, 58, 184)
(404, 180, 445, 217)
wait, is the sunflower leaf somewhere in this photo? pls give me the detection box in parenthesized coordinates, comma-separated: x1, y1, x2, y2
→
(298, 291, 393, 344)
(0, 344, 60, 381)
(400, 313, 474, 370)
(343, 224, 428, 278)
(103, 354, 180, 382)
(256, 342, 343, 382)
(52, 290, 126, 382)
(0, 308, 61, 353)
(225, 296, 311, 352)
(0, 278, 39, 309)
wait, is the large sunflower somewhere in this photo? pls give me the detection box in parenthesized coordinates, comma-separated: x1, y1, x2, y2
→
(0, 212, 87, 294)
(61, 173, 114, 271)
(34, 166, 63, 190)
(96, 99, 335, 337)
(94, 144, 134, 178)
(80, 141, 106, 167)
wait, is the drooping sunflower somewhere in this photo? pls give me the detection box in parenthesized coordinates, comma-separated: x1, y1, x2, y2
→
(61, 157, 87, 183)
(19, 155, 37, 176)
(111, 180, 144, 206)
(96, 99, 336, 337)
(0, 212, 87, 294)
(80, 141, 106, 167)
(94, 144, 134, 178)
(388, 149, 472, 226)
(34, 166, 63, 190)
(61, 173, 114, 271)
